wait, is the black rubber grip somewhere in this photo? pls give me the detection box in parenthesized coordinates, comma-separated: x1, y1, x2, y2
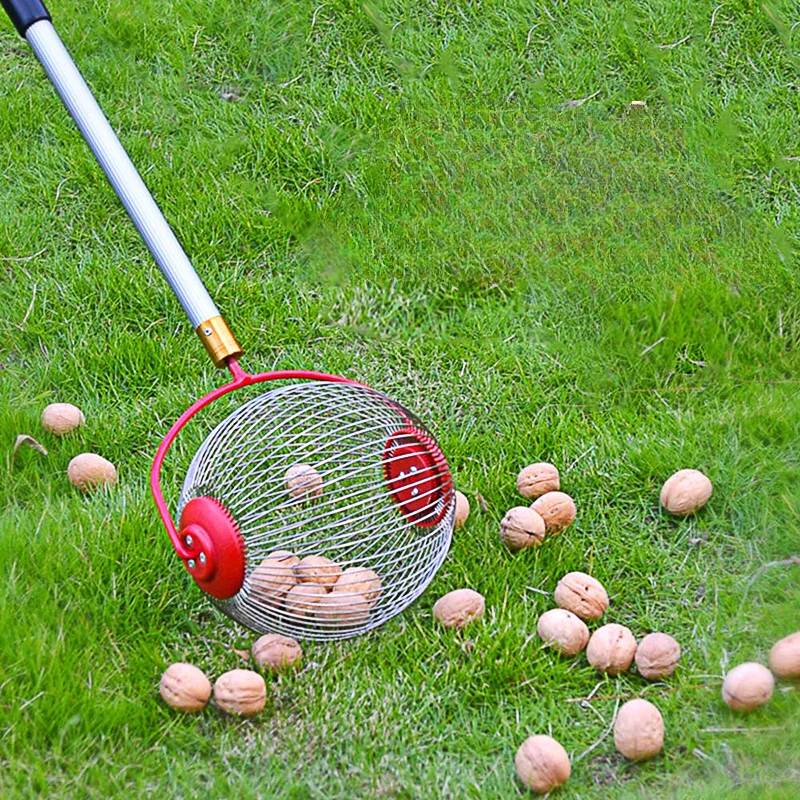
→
(1, 0, 51, 37)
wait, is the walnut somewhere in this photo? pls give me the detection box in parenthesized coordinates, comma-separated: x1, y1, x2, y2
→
(159, 663, 211, 713)
(265, 550, 300, 568)
(67, 453, 117, 491)
(315, 592, 370, 627)
(536, 608, 589, 657)
(331, 566, 382, 607)
(41, 402, 85, 436)
(514, 735, 571, 794)
(252, 633, 303, 672)
(660, 469, 712, 516)
(432, 589, 485, 629)
(455, 491, 470, 529)
(213, 669, 267, 716)
(635, 633, 681, 679)
(516, 462, 560, 499)
(531, 491, 576, 535)
(250, 555, 298, 605)
(500, 507, 546, 551)
(586, 624, 637, 676)
(722, 662, 774, 711)
(769, 632, 800, 680)
(285, 463, 323, 500)
(613, 699, 664, 761)
(283, 583, 328, 618)
(295, 555, 342, 587)
(553, 572, 609, 621)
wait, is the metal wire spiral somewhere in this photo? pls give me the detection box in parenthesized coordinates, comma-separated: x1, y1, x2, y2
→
(177, 381, 455, 640)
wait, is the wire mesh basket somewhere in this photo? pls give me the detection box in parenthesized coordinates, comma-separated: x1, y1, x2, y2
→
(177, 381, 455, 640)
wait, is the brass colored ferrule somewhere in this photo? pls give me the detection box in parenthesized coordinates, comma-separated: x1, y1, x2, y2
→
(196, 316, 243, 368)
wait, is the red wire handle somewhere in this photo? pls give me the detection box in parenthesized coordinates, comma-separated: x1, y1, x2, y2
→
(149, 358, 359, 559)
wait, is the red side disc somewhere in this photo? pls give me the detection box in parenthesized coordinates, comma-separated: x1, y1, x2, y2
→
(178, 497, 246, 599)
(383, 427, 453, 527)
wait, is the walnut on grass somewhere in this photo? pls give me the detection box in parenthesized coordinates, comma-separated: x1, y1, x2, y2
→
(531, 491, 576, 535)
(660, 469, 712, 516)
(586, 624, 637, 676)
(614, 699, 664, 761)
(635, 633, 681, 679)
(500, 506, 545, 551)
(722, 663, 774, 711)
(67, 453, 117, 491)
(213, 669, 267, 716)
(159, 663, 212, 713)
(433, 589, 485, 630)
(516, 462, 560, 499)
(514, 735, 571, 794)
(536, 609, 589, 657)
(42, 402, 85, 436)
(770, 632, 800, 679)
(553, 572, 608, 621)
(455, 491, 470, 529)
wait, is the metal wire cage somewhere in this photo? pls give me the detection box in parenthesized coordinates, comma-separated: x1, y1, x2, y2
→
(175, 380, 455, 640)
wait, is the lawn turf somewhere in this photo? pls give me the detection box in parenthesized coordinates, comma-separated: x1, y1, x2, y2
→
(2, 0, 800, 797)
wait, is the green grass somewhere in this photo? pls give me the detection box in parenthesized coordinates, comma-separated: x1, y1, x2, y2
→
(2, 0, 800, 796)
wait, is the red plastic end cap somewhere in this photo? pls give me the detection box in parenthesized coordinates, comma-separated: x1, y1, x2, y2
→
(178, 497, 246, 599)
(383, 427, 453, 527)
